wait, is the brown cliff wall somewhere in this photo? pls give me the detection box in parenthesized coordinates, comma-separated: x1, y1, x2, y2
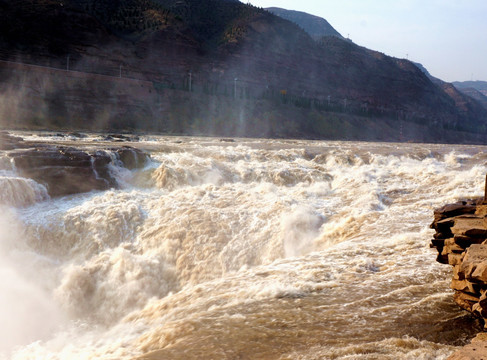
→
(3, 60, 487, 143)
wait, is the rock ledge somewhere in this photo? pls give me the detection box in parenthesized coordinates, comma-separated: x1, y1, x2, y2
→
(431, 197, 487, 359)
(3, 134, 150, 197)
(431, 198, 487, 320)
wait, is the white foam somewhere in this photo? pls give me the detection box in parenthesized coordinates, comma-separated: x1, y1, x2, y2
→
(0, 176, 49, 207)
(0, 210, 65, 357)
(3, 137, 487, 359)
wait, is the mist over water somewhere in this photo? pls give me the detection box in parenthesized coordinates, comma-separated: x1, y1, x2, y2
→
(0, 208, 64, 355)
(0, 134, 485, 359)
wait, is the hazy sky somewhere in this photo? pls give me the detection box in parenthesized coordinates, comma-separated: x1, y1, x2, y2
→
(247, 0, 487, 82)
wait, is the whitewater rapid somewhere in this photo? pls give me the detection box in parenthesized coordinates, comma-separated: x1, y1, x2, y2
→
(1, 134, 486, 359)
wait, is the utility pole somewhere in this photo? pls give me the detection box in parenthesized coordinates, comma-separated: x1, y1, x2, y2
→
(484, 174, 487, 204)
(67, 55, 70, 71)
(234, 77, 238, 99)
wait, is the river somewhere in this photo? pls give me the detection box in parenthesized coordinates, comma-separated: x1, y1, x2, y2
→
(0, 134, 485, 359)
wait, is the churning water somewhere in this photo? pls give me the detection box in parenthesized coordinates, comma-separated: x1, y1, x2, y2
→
(1, 134, 486, 359)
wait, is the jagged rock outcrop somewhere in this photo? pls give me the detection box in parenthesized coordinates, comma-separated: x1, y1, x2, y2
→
(8, 145, 150, 197)
(431, 198, 487, 320)
(428, 185, 487, 359)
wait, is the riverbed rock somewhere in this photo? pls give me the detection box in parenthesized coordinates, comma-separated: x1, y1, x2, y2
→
(8, 145, 149, 197)
(103, 134, 140, 142)
(0, 131, 26, 150)
(115, 146, 149, 170)
(10, 147, 112, 197)
(67, 131, 87, 138)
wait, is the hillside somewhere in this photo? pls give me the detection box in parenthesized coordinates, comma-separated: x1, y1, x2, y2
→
(453, 87, 487, 110)
(0, 0, 486, 142)
(453, 81, 487, 95)
(453, 81, 487, 108)
(266, 7, 342, 40)
(414, 62, 487, 121)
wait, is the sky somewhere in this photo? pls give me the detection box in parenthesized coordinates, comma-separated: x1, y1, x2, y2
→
(246, 0, 487, 82)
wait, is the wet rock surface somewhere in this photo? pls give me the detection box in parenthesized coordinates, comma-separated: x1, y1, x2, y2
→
(0, 131, 26, 150)
(5, 138, 150, 197)
(103, 134, 140, 142)
(116, 146, 149, 170)
(10, 147, 114, 197)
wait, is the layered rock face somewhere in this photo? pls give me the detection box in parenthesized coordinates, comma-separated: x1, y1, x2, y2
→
(0, 131, 25, 150)
(431, 198, 487, 323)
(7, 144, 150, 197)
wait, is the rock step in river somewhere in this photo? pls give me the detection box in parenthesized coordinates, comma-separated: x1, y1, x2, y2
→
(2, 132, 150, 197)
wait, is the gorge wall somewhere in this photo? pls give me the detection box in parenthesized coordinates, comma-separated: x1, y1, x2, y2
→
(3, 60, 487, 144)
(2, 0, 487, 143)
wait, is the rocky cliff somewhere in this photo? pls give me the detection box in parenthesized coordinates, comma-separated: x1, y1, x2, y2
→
(431, 198, 487, 316)
(431, 190, 487, 358)
(1, 0, 487, 141)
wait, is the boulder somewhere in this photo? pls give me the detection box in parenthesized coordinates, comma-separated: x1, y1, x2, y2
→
(115, 146, 150, 170)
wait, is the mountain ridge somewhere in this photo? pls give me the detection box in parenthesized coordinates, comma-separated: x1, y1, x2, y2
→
(414, 61, 487, 116)
(266, 7, 342, 40)
(0, 0, 486, 143)
(453, 81, 487, 97)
